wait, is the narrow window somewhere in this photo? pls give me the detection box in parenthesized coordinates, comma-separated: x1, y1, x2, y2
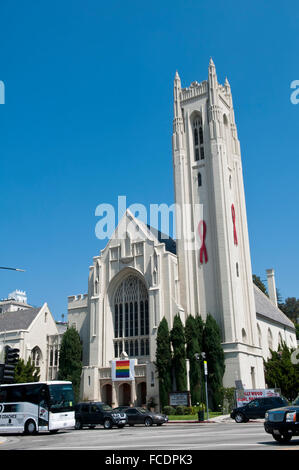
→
(193, 116, 205, 161)
(197, 173, 202, 187)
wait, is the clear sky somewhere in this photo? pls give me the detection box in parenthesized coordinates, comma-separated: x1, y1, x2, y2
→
(0, 0, 298, 320)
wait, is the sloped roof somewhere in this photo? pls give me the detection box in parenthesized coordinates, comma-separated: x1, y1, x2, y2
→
(254, 284, 295, 329)
(146, 224, 177, 255)
(0, 307, 42, 332)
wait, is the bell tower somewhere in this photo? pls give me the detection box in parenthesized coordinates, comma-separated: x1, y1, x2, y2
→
(172, 60, 265, 388)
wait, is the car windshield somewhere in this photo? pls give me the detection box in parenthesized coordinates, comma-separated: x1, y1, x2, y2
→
(100, 404, 112, 411)
(292, 396, 299, 406)
(136, 407, 147, 414)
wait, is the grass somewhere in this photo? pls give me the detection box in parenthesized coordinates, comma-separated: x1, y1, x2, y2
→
(168, 412, 222, 421)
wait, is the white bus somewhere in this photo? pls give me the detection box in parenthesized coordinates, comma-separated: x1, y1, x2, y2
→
(0, 381, 75, 434)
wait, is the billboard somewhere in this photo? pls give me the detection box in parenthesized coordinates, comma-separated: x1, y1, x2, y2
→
(235, 389, 280, 408)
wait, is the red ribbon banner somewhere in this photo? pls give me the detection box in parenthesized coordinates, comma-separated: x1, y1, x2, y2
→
(198, 220, 208, 264)
(231, 204, 238, 246)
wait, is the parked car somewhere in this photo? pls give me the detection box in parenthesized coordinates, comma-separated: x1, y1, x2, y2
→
(75, 402, 128, 430)
(264, 396, 299, 443)
(113, 406, 168, 426)
(230, 396, 288, 423)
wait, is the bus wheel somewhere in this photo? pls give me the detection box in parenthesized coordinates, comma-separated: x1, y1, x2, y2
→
(24, 420, 37, 435)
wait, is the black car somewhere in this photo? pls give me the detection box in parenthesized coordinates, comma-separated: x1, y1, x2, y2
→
(113, 406, 168, 427)
(264, 396, 299, 443)
(230, 396, 288, 423)
(75, 402, 128, 430)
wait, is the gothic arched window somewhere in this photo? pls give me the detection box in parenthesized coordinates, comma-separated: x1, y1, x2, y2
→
(193, 116, 204, 161)
(31, 346, 42, 368)
(113, 275, 150, 358)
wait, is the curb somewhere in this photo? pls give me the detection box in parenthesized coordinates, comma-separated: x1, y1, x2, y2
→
(167, 415, 230, 424)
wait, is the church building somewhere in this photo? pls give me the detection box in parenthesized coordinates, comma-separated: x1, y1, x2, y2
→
(68, 60, 296, 407)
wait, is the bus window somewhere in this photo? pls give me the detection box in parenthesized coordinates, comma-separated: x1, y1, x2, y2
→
(48, 383, 74, 413)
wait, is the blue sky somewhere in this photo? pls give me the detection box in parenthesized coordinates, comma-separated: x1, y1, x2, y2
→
(0, 0, 298, 320)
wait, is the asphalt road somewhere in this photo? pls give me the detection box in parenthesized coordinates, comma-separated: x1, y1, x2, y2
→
(1, 420, 299, 451)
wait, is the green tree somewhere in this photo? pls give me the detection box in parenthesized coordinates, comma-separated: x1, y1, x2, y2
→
(58, 327, 82, 402)
(264, 343, 299, 401)
(202, 314, 225, 411)
(185, 315, 201, 404)
(170, 314, 187, 392)
(252, 274, 268, 296)
(155, 317, 172, 411)
(279, 297, 299, 324)
(14, 358, 40, 383)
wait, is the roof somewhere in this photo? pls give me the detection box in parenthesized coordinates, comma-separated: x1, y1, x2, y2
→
(146, 225, 177, 255)
(254, 284, 295, 330)
(0, 307, 42, 332)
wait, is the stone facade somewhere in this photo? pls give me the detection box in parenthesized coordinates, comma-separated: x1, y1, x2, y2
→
(68, 61, 297, 405)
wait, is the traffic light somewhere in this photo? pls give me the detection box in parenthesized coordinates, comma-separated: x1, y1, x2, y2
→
(1, 346, 20, 384)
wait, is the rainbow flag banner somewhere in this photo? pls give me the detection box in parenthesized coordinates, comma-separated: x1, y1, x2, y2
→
(111, 359, 135, 381)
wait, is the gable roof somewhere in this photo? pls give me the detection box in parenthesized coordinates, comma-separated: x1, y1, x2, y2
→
(0, 307, 42, 332)
(253, 284, 295, 330)
(146, 225, 177, 255)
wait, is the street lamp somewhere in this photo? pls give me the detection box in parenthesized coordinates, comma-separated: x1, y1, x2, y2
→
(0, 266, 25, 272)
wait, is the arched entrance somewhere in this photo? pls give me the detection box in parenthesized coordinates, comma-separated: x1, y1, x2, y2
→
(119, 383, 131, 406)
(102, 384, 112, 406)
(137, 382, 146, 406)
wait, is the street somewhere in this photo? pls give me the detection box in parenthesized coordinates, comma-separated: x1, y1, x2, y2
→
(0, 420, 299, 451)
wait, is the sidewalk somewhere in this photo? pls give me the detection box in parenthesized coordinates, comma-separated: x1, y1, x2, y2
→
(167, 414, 231, 424)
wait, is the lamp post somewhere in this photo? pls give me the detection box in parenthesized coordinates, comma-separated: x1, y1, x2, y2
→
(194, 352, 209, 421)
(0, 267, 25, 272)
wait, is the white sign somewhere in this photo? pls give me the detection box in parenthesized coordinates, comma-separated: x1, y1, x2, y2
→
(169, 392, 190, 407)
(236, 389, 280, 408)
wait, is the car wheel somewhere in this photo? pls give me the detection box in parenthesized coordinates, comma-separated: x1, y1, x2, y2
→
(75, 419, 83, 430)
(144, 417, 153, 427)
(272, 433, 292, 443)
(234, 413, 245, 423)
(103, 418, 113, 430)
(24, 419, 37, 435)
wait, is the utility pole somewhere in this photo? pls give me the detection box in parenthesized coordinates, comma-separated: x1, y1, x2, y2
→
(203, 357, 209, 421)
(194, 352, 209, 421)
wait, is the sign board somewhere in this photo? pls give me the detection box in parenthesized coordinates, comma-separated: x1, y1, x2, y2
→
(169, 392, 191, 407)
(111, 359, 135, 381)
(235, 389, 280, 408)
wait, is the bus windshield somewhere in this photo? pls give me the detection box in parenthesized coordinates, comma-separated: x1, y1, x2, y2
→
(48, 383, 74, 413)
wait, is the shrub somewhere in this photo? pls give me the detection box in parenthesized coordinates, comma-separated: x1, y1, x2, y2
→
(163, 406, 175, 415)
(184, 406, 193, 415)
(175, 405, 185, 415)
